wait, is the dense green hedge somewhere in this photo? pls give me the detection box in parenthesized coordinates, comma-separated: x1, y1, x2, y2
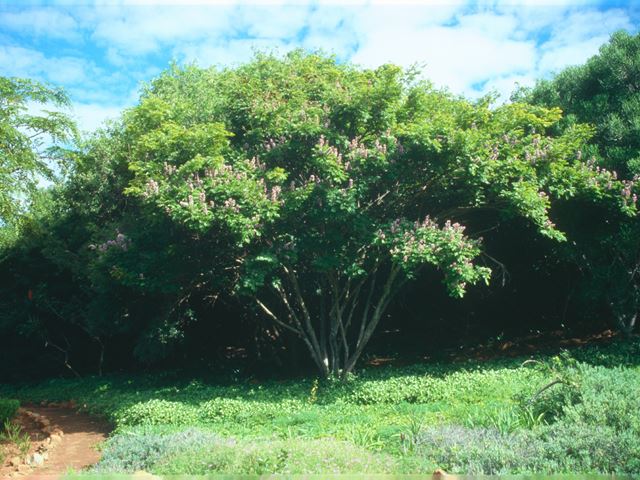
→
(0, 398, 19, 424)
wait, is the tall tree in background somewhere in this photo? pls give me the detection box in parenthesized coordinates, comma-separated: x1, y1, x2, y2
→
(519, 31, 640, 177)
(520, 30, 640, 334)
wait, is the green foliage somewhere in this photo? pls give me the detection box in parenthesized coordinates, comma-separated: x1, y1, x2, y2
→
(3, 340, 640, 474)
(519, 31, 640, 335)
(562, 365, 640, 433)
(465, 403, 546, 434)
(198, 397, 305, 424)
(120, 51, 632, 376)
(1, 419, 31, 458)
(94, 428, 224, 473)
(0, 76, 77, 226)
(114, 399, 199, 427)
(149, 436, 397, 475)
(0, 398, 19, 424)
(519, 30, 640, 178)
(2, 49, 637, 378)
(413, 422, 640, 475)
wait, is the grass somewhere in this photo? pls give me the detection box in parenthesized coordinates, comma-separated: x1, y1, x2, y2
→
(0, 398, 19, 424)
(0, 420, 31, 458)
(0, 398, 27, 464)
(1, 337, 639, 475)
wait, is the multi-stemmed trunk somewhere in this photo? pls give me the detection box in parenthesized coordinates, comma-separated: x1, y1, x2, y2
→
(256, 263, 405, 377)
(617, 312, 637, 337)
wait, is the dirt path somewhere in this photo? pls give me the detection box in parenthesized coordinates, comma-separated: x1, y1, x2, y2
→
(34, 406, 110, 475)
(1, 406, 111, 480)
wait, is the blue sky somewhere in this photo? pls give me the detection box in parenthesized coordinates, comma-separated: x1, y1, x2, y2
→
(1, 1, 639, 133)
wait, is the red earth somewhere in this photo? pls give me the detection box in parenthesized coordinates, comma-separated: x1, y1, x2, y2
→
(1, 405, 110, 480)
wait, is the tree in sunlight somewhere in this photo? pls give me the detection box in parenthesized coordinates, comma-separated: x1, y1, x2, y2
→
(0, 76, 77, 225)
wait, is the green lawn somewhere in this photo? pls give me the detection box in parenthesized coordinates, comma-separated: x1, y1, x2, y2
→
(2, 338, 640, 475)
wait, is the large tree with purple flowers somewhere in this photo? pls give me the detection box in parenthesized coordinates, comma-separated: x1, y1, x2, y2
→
(124, 52, 637, 376)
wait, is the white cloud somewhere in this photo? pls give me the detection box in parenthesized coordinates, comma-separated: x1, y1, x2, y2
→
(350, 8, 536, 95)
(483, 73, 537, 101)
(175, 37, 292, 67)
(346, 4, 636, 98)
(236, 4, 310, 39)
(90, 5, 236, 56)
(0, 46, 99, 86)
(300, 5, 359, 56)
(0, 7, 81, 42)
(174, 5, 359, 66)
(537, 8, 632, 74)
(2, 0, 637, 134)
(72, 102, 126, 133)
(546, 8, 632, 47)
(538, 35, 611, 73)
(0, 45, 138, 124)
(456, 12, 519, 38)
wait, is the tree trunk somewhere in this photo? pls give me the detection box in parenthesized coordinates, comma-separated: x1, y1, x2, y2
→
(618, 312, 637, 337)
(257, 263, 404, 378)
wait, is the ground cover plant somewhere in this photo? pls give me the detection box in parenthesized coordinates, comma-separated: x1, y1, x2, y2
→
(2, 338, 639, 475)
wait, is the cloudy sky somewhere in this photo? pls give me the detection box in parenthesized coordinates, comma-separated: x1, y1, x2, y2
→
(1, 1, 638, 133)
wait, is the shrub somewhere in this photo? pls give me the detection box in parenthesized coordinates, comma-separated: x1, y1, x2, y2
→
(561, 365, 640, 432)
(414, 422, 640, 474)
(198, 397, 304, 423)
(114, 399, 198, 427)
(0, 398, 19, 424)
(414, 425, 543, 474)
(154, 437, 398, 475)
(537, 422, 640, 474)
(94, 427, 227, 473)
(465, 402, 546, 433)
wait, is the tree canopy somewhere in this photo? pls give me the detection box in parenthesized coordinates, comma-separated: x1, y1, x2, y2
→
(522, 30, 640, 335)
(0, 77, 76, 227)
(518, 30, 640, 179)
(122, 52, 635, 376)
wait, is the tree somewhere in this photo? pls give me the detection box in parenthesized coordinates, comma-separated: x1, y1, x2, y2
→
(0, 77, 77, 226)
(123, 52, 637, 376)
(520, 30, 640, 335)
(517, 30, 640, 177)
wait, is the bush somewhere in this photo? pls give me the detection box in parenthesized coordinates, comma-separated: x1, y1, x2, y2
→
(413, 422, 640, 474)
(414, 425, 542, 474)
(154, 438, 398, 475)
(198, 397, 304, 424)
(94, 427, 227, 473)
(562, 365, 640, 432)
(537, 422, 640, 474)
(114, 399, 198, 427)
(334, 366, 539, 406)
(0, 398, 19, 424)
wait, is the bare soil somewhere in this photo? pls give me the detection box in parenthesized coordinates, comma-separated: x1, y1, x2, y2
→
(1, 405, 111, 480)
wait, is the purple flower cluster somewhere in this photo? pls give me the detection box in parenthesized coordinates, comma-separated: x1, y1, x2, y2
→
(223, 197, 240, 213)
(143, 178, 159, 197)
(89, 232, 130, 253)
(163, 162, 177, 176)
(348, 137, 368, 158)
(248, 156, 266, 171)
(269, 185, 282, 202)
(263, 136, 287, 152)
(524, 138, 551, 164)
(582, 160, 638, 205)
